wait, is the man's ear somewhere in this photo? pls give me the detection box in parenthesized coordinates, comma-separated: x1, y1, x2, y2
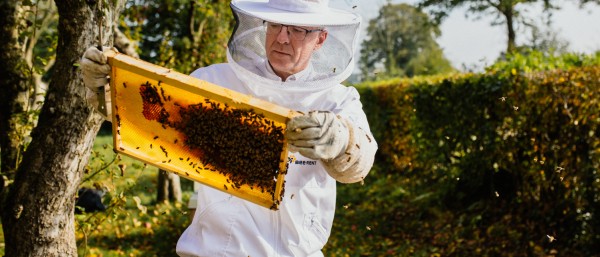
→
(314, 30, 328, 50)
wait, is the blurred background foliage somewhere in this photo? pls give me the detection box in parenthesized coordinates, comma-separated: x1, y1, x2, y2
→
(120, 0, 234, 74)
(328, 51, 600, 256)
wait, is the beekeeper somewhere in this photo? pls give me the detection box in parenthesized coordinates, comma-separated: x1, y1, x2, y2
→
(81, 0, 377, 256)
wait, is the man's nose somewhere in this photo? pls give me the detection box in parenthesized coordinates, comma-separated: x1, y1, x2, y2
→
(276, 26, 291, 44)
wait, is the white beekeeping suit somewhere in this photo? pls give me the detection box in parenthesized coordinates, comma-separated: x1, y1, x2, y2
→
(79, 0, 377, 256)
(176, 0, 377, 256)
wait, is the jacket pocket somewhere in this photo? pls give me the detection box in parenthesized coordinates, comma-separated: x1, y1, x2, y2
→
(289, 213, 329, 256)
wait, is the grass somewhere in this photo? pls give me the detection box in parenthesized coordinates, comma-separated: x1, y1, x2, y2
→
(0, 125, 196, 256)
(76, 127, 195, 256)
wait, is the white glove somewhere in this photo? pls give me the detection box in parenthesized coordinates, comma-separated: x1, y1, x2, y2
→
(81, 46, 111, 89)
(285, 111, 350, 160)
(81, 46, 112, 119)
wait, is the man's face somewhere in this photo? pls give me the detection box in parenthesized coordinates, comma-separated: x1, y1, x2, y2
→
(265, 23, 328, 80)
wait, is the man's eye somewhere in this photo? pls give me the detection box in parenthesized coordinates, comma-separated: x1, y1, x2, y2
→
(291, 27, 306, 34)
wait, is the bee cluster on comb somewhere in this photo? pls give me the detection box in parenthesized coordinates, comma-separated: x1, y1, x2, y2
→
(136, 80, 287, 199)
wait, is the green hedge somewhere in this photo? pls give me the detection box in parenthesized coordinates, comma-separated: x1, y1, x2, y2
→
(327, 53, 600, 256)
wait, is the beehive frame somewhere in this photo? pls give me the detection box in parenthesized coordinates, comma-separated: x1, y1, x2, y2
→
(106, 50, 298, 210)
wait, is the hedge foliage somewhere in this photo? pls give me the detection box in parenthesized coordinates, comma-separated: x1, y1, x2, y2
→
(326, 52, 600, 256)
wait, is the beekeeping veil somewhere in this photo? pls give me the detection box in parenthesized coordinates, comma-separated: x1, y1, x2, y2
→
(227, 0, 361, 88)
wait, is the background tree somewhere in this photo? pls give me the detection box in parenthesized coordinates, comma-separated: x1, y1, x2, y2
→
(121, 0, 234, 75)
(0, 0, 33, 193)
(360, 3, 453, 81)
(0, 0, 123, 255)
(0, 0, 57, 196)
(417, 0, 599, 54)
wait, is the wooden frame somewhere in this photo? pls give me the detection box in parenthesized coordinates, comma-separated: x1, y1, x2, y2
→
(106, 50, 297, 210)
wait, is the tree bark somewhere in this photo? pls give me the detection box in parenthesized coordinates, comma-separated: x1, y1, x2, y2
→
(504, 8, 517, 54)
(157, 169, 182, 203)
(0, 0, 33, 191)
(1, 0, 122, 256)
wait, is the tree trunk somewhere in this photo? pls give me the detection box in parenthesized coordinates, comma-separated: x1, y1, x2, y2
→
(503, 7, 517, 54)
(0, 0, 33, 191)
(1, 0, 122, 256)
(157, 169, 182, 203)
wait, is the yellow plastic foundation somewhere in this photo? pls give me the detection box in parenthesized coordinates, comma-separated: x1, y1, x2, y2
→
(106, 50, 298, 210)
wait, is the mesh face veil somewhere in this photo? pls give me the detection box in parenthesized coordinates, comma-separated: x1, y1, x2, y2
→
(227, 0, 361, 88)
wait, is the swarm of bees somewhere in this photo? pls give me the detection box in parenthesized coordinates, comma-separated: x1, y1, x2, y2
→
(175, 100, 286, 193)
(137, 81, 287, 196)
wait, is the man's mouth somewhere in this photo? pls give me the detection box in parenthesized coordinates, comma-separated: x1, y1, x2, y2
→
(273, 49, 291, 56)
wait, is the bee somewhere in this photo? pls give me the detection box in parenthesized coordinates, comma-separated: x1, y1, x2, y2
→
(290, 194, 295, 199)
(355, 144, 360, 149)
(366, 134, 372, 143)
(153, 136, 159, 140)
(160, 145, 168, 157)
(332, 67, 336, 73)
(122, 82, 127, 88)
(150, 144, 153, 149)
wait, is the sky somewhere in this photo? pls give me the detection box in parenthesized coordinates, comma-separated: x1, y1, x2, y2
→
(330, 0, 600, 72)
